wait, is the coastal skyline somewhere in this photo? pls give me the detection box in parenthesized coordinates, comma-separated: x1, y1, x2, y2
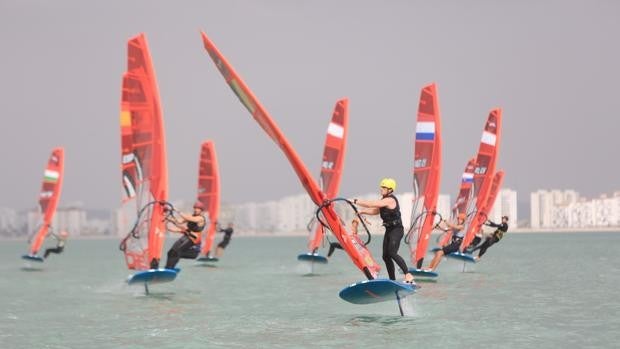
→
(1, 1, 619, 210)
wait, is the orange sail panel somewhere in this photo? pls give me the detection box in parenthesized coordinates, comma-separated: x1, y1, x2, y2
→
(308, 99, 349, 252)
(120, 33, 169, 270)
(461, 109, 502, 249)
(439, 158, 476, 246)
(200, 31, 380, 279)
(408, 84, 442, 269)
(198, 141, 220, 255)
(481, 171, 505, 222)
(29, 147, 65, 255)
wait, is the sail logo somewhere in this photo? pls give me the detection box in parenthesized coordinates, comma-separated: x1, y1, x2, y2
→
(414, 158, 428, 168)
(416, 122, 435, 140)
(44, 170, 59, 183)
(462, 173, 474, 183)
(481, 131, 496, 146)
(322, 160, 335, 169)
(327, 122, 344, 138)
(40, 191, 54, 198)
(474, 166, 487, 175)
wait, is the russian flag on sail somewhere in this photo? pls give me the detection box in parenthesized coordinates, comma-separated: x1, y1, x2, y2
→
(416, 122, 435, 141)
(462, 172, 474, 183)
(481, 131, 496, 146)
(327, 122, 344, 139)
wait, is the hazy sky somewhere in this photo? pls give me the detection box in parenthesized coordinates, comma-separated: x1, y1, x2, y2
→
(1, 0, 618, 210)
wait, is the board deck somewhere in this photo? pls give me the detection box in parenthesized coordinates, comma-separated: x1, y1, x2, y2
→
(196, 256, 219, 262)
(127, 268, 178, 285)
(339, 279, 417, 304)
(297, 253, 328, 264)
(21, 254, 44, 262)
(408, 268, 439, 278)
(446, 251, 477, 263)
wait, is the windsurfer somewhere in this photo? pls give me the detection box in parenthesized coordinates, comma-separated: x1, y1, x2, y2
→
(353, 178, 415, 284)
(215, 223, 234, 258)
(327, 217, 365, 258)
(424, 212, 467, 271)
(43, 231, 68, 259)
(163, 202, 206, 269)
(472, 216, 509, 260)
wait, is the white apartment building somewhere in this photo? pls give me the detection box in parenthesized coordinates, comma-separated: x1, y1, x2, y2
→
(487, 189, 518, 228)
(531, 190, 620, 229)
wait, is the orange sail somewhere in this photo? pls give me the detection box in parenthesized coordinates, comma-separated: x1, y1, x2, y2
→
(438, 158, 476, 247)
(200, 31, 380, 279)
(461, 109, 502, 249)
(308, 99, 349, 253)
(408, 83, 442, 269)
(27, 147, 65, 256)
(119, 33, 169, 270)
(198, 141, 220, 256)
(479, 171, 505, 225)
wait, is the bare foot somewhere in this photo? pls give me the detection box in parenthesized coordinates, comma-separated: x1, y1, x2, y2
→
(404, 273, 415, 284)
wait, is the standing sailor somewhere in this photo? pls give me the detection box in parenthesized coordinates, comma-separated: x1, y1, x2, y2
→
(163, 202, 206, 269)
(215, 223, 234, 258)
(473, 216, 509, 261)
(353, 178, 415, 284)
(424, 212, 467, 271)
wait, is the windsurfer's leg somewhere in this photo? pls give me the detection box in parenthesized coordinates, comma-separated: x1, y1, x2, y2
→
(179, 243, 200, 259)
(43, 246, 63, 259)
(382, 231, 396, 280)
(165, 236, 190, 268)
(327, 243, 339, 257)
(477, 237, 499, 258)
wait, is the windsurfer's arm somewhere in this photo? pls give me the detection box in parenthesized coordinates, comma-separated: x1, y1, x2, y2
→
(443, 220, 464, 231)
(358, 207, 379, 215)
(354, 197, 394, 209)
(485, 220, 499, 228)
(166, 224, 184, 233)
(180, 212, 204, 225)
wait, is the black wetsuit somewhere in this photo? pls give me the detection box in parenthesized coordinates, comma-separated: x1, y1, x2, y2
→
(380, 194, 409, 280)
(217, 227, 233, 249)
(442, 226, 465, 255)
(165, 214, 205, 269)
(44, 240, 65, 259)
(327, 242, 342, 257)
(473, 220, 508, 257)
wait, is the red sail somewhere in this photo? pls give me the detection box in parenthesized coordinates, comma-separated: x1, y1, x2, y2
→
(409, 83, 442, 269)
(480, 171, 505, 223)
(439, 158, 476, 246)
(308, 99, 349, 252)
(28, 147, 65, 255)
(198, 141, 220, 255)
(201, 31, 380, 279)
(461, 109, 502, 249)
(120, 33, 169, 270)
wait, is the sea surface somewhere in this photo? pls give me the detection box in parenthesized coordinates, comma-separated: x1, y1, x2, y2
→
(1, 233, 618, 348)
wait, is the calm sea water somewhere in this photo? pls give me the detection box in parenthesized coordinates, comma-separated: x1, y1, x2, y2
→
(1, 232, 619, 348)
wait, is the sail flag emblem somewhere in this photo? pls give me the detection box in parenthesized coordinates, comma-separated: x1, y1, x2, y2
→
(481, 131, 496, 146)
(416, 122, 435, 140)
(44, 170, 59, 182)
(462, 172, 474, 183)
(327, 122, 344, 139)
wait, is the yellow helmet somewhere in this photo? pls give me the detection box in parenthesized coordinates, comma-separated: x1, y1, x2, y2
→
(379, 178, 396, 191)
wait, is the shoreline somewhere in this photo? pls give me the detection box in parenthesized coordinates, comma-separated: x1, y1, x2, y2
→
(2, 227, 620, 241)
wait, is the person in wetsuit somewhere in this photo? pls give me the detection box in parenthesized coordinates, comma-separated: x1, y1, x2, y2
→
(163, 201, 206, 269)
(44, 231, 68, 259)
(215, 223, 234, 258)
(472, 216, 509, 261)
(327, 217, 366, 258)
(353, 178, 415, 284)
(424, 212, 467, 271)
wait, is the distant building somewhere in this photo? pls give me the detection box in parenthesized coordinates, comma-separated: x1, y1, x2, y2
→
(530, 190, 620, 229)
(488, 189, 518, 228)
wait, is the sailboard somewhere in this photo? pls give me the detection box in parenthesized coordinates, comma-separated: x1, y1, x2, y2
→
(460, 109, 502, 250)
(297, 98, 349, 265)
(22, 147, 65, 262)
(442, 109, 502, 264)
(118, 33, 177, 292)
(406, 84, 442, 278)
(196, 141, 221, 263)
(339, 279, 417, 315)
(201, 32, 402, 308)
